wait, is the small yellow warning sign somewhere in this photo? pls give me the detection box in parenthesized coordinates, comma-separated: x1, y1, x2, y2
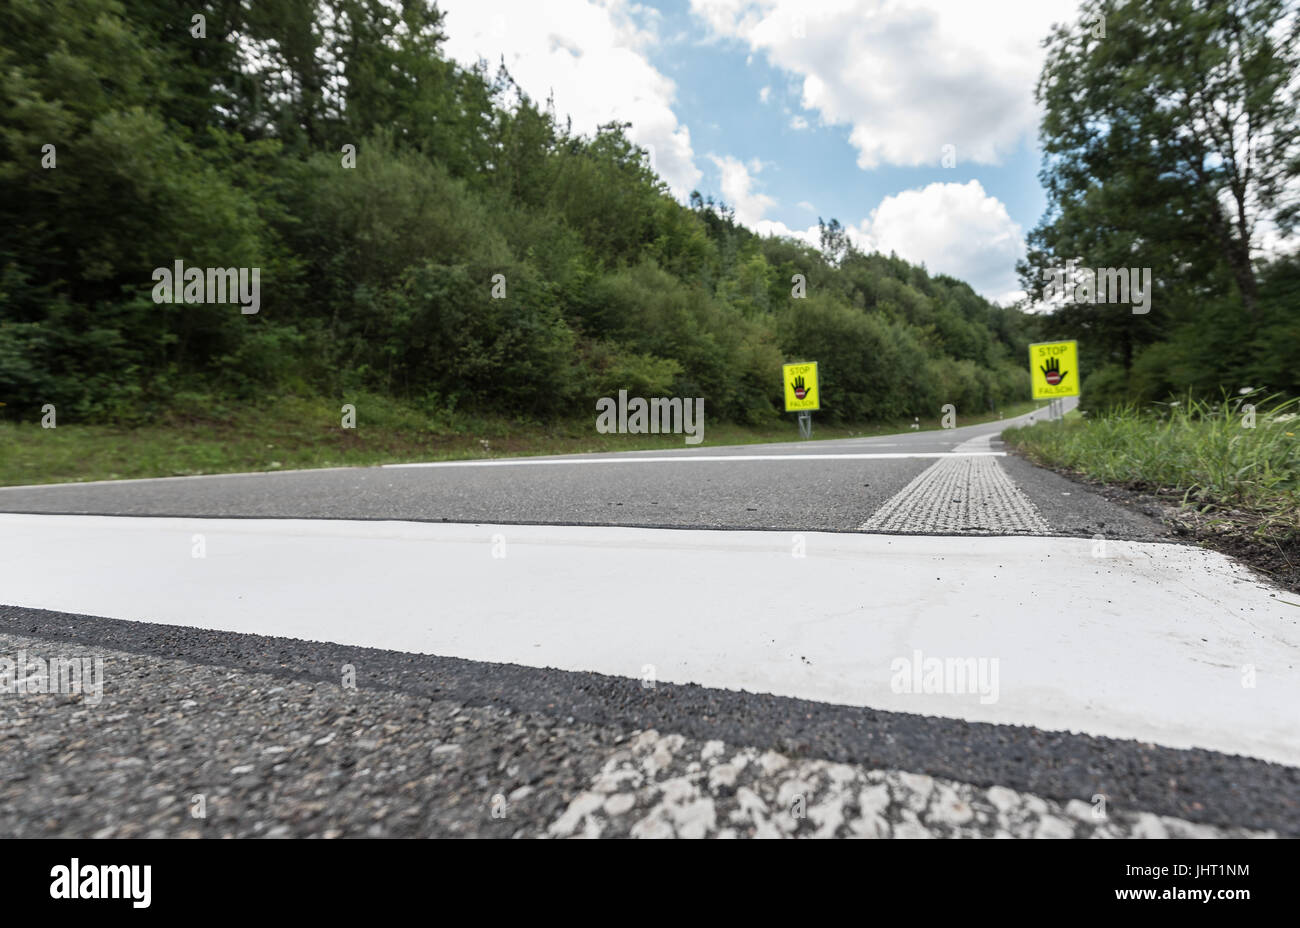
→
(1029, 340, 1079, 399)
(783, 361, 819, 412)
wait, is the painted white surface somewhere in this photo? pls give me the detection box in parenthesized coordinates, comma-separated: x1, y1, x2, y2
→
(1, 514, 1296, 766)
(383, 451, 1005, 468)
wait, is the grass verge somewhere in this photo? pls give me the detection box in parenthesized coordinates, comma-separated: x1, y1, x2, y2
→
(0, 395, 1047, 487)
(1004, 393, 1300, 594)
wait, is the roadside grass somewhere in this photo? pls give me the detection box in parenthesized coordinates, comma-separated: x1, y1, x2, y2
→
(1004, 393, 1300, 543)
(0, 395, 1047, 487)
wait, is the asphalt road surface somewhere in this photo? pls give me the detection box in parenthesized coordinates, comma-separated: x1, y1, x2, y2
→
(3, 399, 1298, 838)
(0, 399, 1157, 536)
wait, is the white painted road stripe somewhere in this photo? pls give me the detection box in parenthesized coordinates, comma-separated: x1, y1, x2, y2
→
(861, 456, 1050, 534)
(383, 451, 1006, 468)
(2, 514, 1296, 766)
(0, 444, 1007, 491)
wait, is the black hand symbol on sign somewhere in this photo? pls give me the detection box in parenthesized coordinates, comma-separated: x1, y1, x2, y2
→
(1040, 356, 1068, 386)
(792, 375, 811, 400)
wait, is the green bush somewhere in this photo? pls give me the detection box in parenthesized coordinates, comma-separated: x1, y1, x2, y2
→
(779, 295, 938, 420)
(1080, 363, 1131, 414)
(368, 261, 577, 417)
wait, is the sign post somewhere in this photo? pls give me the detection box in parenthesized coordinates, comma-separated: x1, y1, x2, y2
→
(1029, 341, 1080, 414)
(783, 362, 819, 438)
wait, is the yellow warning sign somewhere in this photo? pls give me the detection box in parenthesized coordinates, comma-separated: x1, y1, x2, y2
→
(783, 361, 819, 411)
(1029, 340, 1079, 399)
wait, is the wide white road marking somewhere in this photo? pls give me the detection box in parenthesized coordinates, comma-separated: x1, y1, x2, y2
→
(3, 514, 1296, 765)
(383, 452, 1005, 469)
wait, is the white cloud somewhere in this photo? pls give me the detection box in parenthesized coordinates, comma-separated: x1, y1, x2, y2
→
(759, 85, 772, 103)
(855, 181, 1026, 301)
(755, 219, 823, 249)
(789, 114, 809, 130)
(437, 0, 702, 197)
(705, 161, 1023, 301)
(709, 154, 776, 225)
(702, 155, 819, 246)
(690, 0, 1080, 169)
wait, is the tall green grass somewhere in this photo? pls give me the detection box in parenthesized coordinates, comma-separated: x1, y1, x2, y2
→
(1005, 392, 1300, 535)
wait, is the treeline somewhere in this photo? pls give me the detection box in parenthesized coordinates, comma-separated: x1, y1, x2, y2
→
(1, 0, 1036, 426)
(1021, 0, 1300, 411)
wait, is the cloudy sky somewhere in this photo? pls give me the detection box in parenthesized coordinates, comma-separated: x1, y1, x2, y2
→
(436, 0, 1086, 304)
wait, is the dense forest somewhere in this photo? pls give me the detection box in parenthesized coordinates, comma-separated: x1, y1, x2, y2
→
(1, 0, 1039, 427)
(10, 1, 1290, 428)
(1021, 0, 1300, 410)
